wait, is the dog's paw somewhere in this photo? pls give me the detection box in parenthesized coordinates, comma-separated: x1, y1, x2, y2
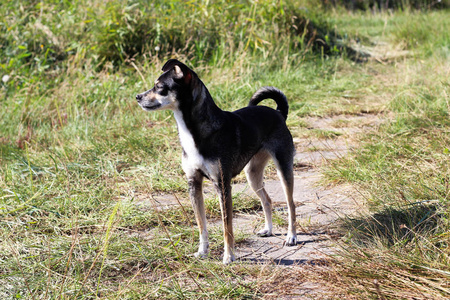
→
(222, 253, 236, 265)
(194, 242, 209, 259)
(257, 228, 273, 237)
(194, 251, 208, 259)
(285, 234, 297, 246)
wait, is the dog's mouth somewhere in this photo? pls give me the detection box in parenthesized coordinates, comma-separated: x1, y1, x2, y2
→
(142, 103, 162, 111)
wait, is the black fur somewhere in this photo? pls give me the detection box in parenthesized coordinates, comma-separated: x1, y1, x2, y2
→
(248, 86, 289, 120)
(136, 59, 297, 264)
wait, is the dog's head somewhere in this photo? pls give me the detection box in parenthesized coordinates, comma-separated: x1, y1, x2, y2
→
(136, 59, 198, 111)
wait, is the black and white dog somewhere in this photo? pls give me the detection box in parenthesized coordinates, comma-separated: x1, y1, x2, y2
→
(136, 59, 297, 264)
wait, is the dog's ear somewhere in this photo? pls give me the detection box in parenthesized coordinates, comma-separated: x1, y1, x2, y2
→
(162, 59, 193, 84)
(161, 59, 181, 73)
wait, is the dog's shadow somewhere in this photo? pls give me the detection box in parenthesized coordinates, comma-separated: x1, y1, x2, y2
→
(236, 233, 329, 266)
(238, 256, 328, 266)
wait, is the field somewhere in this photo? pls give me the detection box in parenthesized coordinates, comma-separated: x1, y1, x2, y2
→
(1, 0, 449, 299)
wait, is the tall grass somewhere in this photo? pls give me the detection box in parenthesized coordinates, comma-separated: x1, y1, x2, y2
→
(0, 0, 340, 76)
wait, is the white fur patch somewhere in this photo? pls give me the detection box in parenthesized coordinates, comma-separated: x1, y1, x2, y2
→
(173, 110, 218, 180)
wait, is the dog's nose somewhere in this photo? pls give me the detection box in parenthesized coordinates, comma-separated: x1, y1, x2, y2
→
(136, 94, 142, 101)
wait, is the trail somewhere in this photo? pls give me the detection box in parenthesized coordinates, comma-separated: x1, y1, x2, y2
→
(231, 114, 382, 265)
(147, 113, 383, 298)
(229, 114, 380, 298)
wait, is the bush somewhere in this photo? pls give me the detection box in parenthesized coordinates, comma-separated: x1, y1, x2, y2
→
(0, 0, 349, 75)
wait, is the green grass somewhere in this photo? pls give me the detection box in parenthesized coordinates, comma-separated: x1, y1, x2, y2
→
(1, 0, 450, 298)
(320, 10, 450, 298)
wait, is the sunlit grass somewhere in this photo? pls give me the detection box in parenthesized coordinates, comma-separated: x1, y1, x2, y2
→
(1, 0, 449, 298)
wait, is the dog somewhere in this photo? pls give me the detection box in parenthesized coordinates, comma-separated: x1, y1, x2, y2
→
(136, 59, 297, 264)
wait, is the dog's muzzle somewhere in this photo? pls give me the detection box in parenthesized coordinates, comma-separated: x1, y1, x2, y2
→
(136, 92, 162, 111)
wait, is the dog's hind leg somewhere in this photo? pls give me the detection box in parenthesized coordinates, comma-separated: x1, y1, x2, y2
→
(244, 151, 274, 237)
(214, 176, 235, 264)
(272, 151, 297, 246)
(188, 171, 209, 258)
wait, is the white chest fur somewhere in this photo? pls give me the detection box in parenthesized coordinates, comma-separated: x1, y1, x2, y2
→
(173, 110, 217, 179)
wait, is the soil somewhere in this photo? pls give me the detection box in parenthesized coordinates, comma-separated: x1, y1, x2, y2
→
(232, 116, 376, 265)
(143, 113, 383, 298)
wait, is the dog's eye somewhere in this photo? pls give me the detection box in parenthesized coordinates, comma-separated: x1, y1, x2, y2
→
(155, 84, 168, 96)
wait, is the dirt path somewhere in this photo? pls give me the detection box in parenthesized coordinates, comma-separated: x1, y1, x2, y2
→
(146, 113, 382, 298)
(230, 114, 381, 265)
(146, 114, 381, 242)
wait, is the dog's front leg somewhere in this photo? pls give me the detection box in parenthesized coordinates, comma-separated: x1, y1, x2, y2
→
(188, 172, 209, 258)
(214, 180, 235, 264)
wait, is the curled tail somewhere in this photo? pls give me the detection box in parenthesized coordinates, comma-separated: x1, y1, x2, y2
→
(248, 86, 289, 120)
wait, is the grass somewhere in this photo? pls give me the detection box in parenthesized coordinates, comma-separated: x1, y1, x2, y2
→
(320, 10, 450, 298)
(1, 0, 449, 298)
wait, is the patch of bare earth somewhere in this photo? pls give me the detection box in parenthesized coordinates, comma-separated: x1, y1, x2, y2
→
(230, 114, 381, 298)
(134, 113, 385, 298)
